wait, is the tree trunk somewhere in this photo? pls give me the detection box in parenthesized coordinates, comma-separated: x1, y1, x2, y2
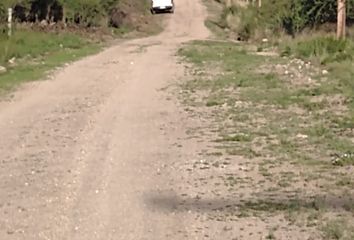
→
(337, 0, 346, 39)
(62, 5, 67, 27)
(8, 8, 12, 37)
(46, 3, 51, 23)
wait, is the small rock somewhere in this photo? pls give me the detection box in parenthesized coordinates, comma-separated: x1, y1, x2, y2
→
(296, 134, 308, 139)
(262, 38, 269, 43)
(8, 57, 16, 64)
(239, 166, 247, 171)
(0, 66, 7, 74)
(275, 64, 282, 70)
(322, 70, 329, 75)
(284, 70, 289, 75)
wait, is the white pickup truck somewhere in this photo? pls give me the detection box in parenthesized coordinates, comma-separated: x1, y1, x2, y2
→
(151, 0, 174, 14)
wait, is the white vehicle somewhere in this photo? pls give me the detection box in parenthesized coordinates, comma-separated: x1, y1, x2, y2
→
(151, 0, 174, 14)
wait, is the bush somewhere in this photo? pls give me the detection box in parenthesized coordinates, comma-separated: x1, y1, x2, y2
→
(220, 0, 354, 39)
(236, 6, 258, 41)
(0, 0, 122, 28)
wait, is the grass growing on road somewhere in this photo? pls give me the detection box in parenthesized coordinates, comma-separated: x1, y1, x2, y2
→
(178, 40, 354, 238)
(0, 29, 100, 94)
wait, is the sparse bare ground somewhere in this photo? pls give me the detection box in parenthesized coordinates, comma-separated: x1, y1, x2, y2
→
(174, 40, 354, 239)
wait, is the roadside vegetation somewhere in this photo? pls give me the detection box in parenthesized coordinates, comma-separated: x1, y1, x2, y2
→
(0, 29, 100, 93)
(214, 0, 354, 40)
(0, 0, 160, 94)
(0, 0, 154, 29)
(177, 0, 354, 238)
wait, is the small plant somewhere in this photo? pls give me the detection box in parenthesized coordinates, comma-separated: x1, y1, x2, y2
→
(217, 134, 252, 142)
(266, 232, 276, 239)
(281, 46, 292, 57)
(206, 100, 220, 107)
(331, 152, 354, 166)
(322, 220, 345, 240)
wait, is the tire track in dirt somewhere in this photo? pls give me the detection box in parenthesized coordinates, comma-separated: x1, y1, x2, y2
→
(0, 0, 210, 239)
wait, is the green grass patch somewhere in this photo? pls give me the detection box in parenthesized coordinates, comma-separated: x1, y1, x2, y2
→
(179, 40, 353, 163)
(217, 133, 253, 143)
(281, 36, 354, 64)
(0, 29, 85, 64)
(322, 219, 354, 240)
(281, 36, 354, 115)
(0, 29, 100, 93)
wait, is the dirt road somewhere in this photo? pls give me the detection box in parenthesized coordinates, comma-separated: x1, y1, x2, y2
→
(0, 1, 211, 239)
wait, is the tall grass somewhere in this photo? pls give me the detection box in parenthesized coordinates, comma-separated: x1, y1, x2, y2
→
(280, 35, 354, 115)
(281, 35, 354, 64)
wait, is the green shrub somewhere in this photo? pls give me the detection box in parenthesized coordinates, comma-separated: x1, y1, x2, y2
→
(219, 0, 354, 39)
(0, 0, 122, 28)
(237, 6, 258, 40)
